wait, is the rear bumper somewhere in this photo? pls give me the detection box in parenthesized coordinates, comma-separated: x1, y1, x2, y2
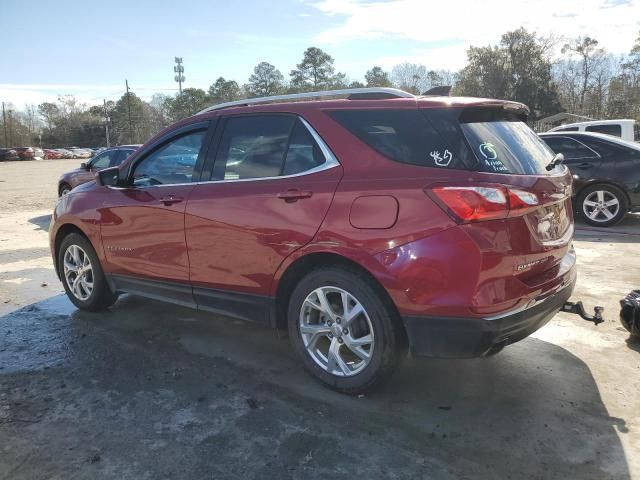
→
(402, 276, 576, 358)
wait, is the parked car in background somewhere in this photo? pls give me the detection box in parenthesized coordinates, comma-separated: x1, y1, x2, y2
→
(0, 148, 19, 161)
(68, 147, 93, 159)
(50, 88, 577, 392)
(15, 147, 34, 160)
(540, 131, 640, 227)
(44, 149, 64, 159)
(55, 148, 75, 158)
(548, 119, 639, 143)
(33, 147, 44, 160)
(57, 145, 140, 196)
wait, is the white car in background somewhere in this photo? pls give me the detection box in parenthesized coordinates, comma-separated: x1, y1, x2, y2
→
(548, 119, 639, 143)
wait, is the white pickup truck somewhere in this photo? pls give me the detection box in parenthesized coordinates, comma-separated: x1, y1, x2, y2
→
(548, 119, 639, 142)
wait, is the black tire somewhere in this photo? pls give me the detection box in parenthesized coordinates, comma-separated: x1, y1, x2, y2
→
(58, 233, 118, 311)
(287, 266, 404, 394)
(59, 183, 72, 197)
(577, 184, 628, 227)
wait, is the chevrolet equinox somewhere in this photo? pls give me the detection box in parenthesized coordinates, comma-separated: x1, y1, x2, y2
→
(50, 87, 576, 393)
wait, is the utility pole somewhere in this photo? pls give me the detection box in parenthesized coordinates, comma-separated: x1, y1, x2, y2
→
(1, 102, 7, 147)
(7, 109, 12, 146)
(125, 80, 133, 144)
(103, 99, 111, 147)
(174, 57, 185, 94)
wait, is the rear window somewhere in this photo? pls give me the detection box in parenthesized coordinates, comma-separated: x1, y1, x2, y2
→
(330, 108, 555, 175)
(554, 126, 579, 132)
(585, 124, 622, 137)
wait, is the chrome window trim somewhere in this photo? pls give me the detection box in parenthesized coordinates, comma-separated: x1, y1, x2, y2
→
(108, 116, 341, 190)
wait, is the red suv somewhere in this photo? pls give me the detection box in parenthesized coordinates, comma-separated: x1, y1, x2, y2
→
(50, 88, 575, 392)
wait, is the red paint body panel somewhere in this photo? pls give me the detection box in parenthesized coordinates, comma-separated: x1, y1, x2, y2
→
(99, 185, 195, 282)
(186, 167, 342, 294)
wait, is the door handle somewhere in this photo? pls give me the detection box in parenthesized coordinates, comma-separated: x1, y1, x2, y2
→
(277, 189, 313, 202)
(577, 163, 594, 169)
(160, 195, 184, 206)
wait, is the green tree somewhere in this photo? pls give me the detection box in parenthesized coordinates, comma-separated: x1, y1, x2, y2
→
(247, 62, 284, 97)
(208, 77, 241, 104)
(561, 37, 602, 113)
(165, 88, 210, 121)
(290, 47, 336, 91)
(365, 66, 392, 87)
(608, 31, 640, 120)
(455, 28, 561, 120)
(111, 91, 151, 144)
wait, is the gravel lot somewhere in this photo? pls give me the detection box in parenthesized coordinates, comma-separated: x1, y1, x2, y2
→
(1, 158, 639, 479)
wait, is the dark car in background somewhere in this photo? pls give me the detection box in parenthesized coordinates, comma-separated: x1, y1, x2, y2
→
(0, 148, 19, 161)
(58, 145, 140, 196)
(540, 131, 640, 227)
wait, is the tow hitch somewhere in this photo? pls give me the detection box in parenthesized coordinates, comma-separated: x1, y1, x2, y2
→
(561, 301, 604, 325)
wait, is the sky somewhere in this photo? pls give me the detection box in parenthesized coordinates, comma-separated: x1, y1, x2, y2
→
(1, 0, 639, 108)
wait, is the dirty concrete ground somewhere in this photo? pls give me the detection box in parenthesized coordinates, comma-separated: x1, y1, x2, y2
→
(1, 159, 639, 479)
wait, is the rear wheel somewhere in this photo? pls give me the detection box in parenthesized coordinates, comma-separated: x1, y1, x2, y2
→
(58, 233, 117, 311)
(577, 184, 628, 227)
(288, 266, 403, 394)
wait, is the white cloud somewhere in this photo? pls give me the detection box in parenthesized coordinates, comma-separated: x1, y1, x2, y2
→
(311, 0, 640, 69)
(0, 83, 179, 108)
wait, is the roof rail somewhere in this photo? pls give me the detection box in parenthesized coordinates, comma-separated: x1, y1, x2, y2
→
(196, 87, 415, 114)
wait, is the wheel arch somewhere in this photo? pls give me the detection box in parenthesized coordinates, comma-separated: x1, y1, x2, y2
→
(58, 181, 72, 197)
(273, 251, 406, 345)
(53, 223, 92, 279)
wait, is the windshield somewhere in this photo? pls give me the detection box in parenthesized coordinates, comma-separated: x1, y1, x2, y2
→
(461, 120, 555, 175)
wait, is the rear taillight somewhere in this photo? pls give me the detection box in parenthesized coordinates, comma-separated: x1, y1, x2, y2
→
(431, 186, 539, 223)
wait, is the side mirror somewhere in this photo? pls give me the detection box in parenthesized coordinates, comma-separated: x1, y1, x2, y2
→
(80, 162, 89, 170)
(96, 166, 120, 187)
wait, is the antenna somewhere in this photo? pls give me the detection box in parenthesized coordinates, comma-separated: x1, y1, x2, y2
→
(173, 57, 185, 94)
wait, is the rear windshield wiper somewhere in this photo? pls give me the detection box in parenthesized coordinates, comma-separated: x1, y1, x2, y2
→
(545, 153, 565, 171)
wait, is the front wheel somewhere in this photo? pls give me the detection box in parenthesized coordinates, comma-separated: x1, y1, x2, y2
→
(288, 266, 404, 394)
(58, 233, 117, 311)
(577, 184, 628, 227)
(59, 183, 71, 197)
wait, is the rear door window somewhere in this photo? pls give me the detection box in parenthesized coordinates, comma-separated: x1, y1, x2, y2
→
(585, 124, 622, 137)
(541, 136, 599, 160)
(283, 120, 325, 175)
(213, 115, 327, 180)
(214, 115, 294, 180)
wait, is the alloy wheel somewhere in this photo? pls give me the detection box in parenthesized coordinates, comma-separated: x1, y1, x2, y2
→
(63, 244, 94, 301)
(582, 190, 620, 223)
(299, 286, 374, 377)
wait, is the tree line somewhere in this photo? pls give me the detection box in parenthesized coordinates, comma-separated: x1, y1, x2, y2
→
(1, 29, 639, 148)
